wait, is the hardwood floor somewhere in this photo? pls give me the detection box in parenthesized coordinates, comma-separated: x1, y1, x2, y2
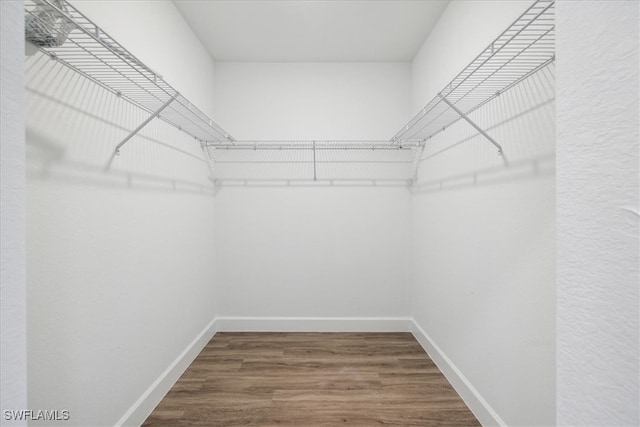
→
(143, 332, 480, 426)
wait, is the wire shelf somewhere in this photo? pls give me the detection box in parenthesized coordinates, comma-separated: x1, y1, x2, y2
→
(207, 140, 423, 182)
(24, 0, 235, 145)
(393, 0, 555, 147)
(24, 0, 554, 181)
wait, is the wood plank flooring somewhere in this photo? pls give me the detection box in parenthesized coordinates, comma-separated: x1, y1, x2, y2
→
(143, 332, 480, 426)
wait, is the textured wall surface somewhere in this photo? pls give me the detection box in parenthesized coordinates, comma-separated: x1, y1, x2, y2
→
(410, 2, 556, 426)
(25, 1, 219, 425)
(557, 2, 639, 425)
(1, 1, 27, 425)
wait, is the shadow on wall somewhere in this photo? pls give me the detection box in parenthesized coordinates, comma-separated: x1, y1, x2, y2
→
(413, 152, 555, 195)
(25, 47, 215, 196)
(413, 62, 556, 195)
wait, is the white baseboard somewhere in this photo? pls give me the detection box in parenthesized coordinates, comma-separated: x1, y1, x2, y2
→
(409, 320, 506, 427)
(115, 317, 218, 427)
(216, 316, 413, 332)
(116, 317, 501, 427)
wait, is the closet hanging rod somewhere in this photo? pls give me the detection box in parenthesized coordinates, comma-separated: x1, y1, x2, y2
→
(24, 0, 235, 151)
(208, 146, 418, 151)
(207, 140, 425, 151)
(393, 0, 555, 153)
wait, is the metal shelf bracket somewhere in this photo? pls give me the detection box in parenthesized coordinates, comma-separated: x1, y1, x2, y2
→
(437, 94, 503, 156)
(312, 141, 317, 181)
(410, 140, 426, 186)
(114, 93, 179, 155)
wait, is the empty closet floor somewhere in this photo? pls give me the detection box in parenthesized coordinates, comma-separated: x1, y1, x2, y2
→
(143, 332, 479, 426)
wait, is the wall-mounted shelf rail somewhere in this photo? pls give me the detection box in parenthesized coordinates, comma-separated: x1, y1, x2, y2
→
(24, 0, 235, 154)
(393, 0, 555, 154)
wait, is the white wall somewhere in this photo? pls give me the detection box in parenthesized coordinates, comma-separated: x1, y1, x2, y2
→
(215, 186, 411, 323)
(213, 63, 413, 327)
(1, 1, 27, 426)
(557, 2, 639, 426)
(25, 1, 219, 425)
(410, 2, 556, 426)
(214, 62, 410, 140)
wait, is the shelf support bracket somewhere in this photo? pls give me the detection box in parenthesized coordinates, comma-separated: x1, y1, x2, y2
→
(312, 141, 317, 181)
(438, 94, 503, 155)
(410, 141, 426, 187)
(114, 93, 179, 155)
(200, 142, 216, 182)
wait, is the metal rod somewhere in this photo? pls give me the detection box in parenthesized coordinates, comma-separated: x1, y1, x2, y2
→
(115, 93, 178, 154)
(205, 146, 419, 151)
(200, 143, 216, 181)
(313, 141, 317, 181)
(437, 94, 503, 155)
(411, 143, 426, 185)
(221, 139, 425, 145)
(207, 146, 418, 151)
(205, 140, 424, 150)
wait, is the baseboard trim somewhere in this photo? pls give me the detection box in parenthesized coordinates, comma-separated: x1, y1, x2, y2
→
(116, 317, 502, 426)
(216, 316, 413, 332)
(115, 317, 218, 427)
(410, 320, 506, 427)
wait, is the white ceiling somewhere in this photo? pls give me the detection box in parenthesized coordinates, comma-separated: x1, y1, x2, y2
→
(173, 0, 450, 62)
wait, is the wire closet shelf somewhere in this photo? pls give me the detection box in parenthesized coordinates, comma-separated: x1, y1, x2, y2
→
(24, 0, 235, 151)
(24, 0, 554, 166)
(392, 0, 555, 154)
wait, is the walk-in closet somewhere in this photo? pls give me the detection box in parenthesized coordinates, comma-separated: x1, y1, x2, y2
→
(1, 0, 638, 426)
